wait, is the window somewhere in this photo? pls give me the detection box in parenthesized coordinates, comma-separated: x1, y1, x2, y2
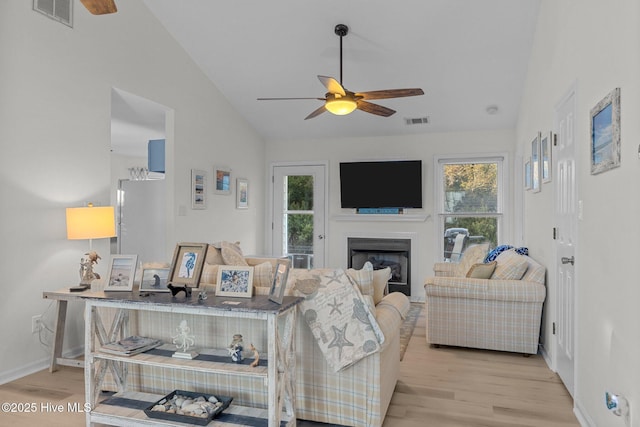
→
(437, 157, 504, 261)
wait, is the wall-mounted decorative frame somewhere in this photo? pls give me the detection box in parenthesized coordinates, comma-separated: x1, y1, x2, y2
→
(236, 178, 249, 209)
(140, 267, 170, 292)
(590, 87, 621, 175)
(168, 242, 208, 288)
(191, 169, 206, 209)
(541, 132, 553, 183)
(531, 132, 541, 193)
(213, 165, 232, 195)
(215, 266, 254, 298)
(524, 157, 532, 190)
(269, 259, 290, 304)
(105, 255, 138, 292)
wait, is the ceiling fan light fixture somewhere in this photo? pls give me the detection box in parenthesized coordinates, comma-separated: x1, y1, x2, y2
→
(325, 95, 357, 116)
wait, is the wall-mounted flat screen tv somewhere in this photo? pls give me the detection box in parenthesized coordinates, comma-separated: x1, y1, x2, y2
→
(339, 160, 423, 209)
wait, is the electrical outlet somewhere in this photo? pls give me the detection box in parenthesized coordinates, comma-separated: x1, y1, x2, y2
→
(31, 315, 42, 334)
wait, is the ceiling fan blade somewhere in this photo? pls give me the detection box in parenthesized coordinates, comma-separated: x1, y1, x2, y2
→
(356, 88, 424, 100)
(356, 100, 396, 117)
(257, 97, 325, 101)
(318, 76, 346, 96)
(80, 0, 117, 15)
(304, 105, 327, 120)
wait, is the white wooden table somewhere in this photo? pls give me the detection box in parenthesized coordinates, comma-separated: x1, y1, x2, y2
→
(81, 291, 302, 427)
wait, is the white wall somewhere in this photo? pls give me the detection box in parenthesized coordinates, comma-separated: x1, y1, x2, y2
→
(517, 1, 640, 425)
(0, 1, 265, 380)
(265, 130, 515, 301)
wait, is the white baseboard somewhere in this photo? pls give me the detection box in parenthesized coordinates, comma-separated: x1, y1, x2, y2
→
(0, 346, 84, 385)
(574, 399, 596, 427)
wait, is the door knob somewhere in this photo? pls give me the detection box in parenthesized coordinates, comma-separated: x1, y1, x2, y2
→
(561, 256, 574, 265)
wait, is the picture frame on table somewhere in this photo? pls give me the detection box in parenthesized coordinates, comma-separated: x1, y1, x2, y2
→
(191, 169, 207, 209)
(524, 157, 532, 190)
(213, 165, 232, 195)
(590, 87, 621, 175)
(236, 178, 249, 209)
(541, 132, 553, 183)
(140, 267, 170, 292)
(105, 255, 138, 292)
(168, 243, 208, 288)
(269, 258, 290, 304)
(215, 266, 254, 298)
(531, 133, 541, 193)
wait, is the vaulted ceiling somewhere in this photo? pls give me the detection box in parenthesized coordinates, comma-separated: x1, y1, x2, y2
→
(115, 0, 540, 150)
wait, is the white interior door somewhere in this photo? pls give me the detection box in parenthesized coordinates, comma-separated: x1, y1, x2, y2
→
(272, 164, 326, 268)
(554, 88, 577, 396)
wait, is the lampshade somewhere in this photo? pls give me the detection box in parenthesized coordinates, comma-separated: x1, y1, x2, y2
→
(325, 95, 357, 116)
(66, 205, 116, 240)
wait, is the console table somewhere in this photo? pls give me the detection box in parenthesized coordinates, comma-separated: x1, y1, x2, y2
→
(81, 291, 302, 427)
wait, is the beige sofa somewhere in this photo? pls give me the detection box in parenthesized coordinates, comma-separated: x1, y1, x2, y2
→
(424, 244, 546, 354)
(194, 243, 411, 427)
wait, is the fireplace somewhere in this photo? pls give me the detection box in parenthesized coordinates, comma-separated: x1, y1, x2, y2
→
(347, 237, 411, 296)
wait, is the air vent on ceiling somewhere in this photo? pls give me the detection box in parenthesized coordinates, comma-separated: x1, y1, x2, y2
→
(404, 117, 430, 126)
(33, 0, 73, 27)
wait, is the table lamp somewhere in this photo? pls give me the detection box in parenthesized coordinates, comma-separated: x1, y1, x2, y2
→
(66, 203, 116, 290)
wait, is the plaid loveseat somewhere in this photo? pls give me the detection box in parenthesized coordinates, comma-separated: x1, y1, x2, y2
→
(424, 246, 546, 354)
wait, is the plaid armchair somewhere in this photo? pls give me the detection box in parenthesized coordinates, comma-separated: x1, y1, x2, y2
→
(424, 246, 546, 354)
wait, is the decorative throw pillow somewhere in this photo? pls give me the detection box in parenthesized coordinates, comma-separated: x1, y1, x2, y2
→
(455, 243, 491, 277)
(220, 241, 248, 266)
(491, 249, 529, 280)
(466, 261, 497, 279)
(294, 268, 384, 372)
(372, 267, 391, 305)
(205, 244, 224, 265)
(484, 245, 513, 263)
(346, 262, 375, 312)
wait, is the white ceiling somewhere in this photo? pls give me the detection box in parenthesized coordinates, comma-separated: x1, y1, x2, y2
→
(112, 0, 540, 154)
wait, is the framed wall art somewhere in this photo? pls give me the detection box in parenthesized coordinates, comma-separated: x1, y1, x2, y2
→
(524, 158, 532, 190)
(213, 165, 232, 195)
(236, 178, 248, 209)
(590, 87, 621, 175)
(531, 133, 541, 193)
(168, 242, 208, 288)
(269, 258, 290, 304)
(541, 131, 553, 183)
(105, 255, 138, 292)
(191, 169, 206, 209)
(140, 267, 170, 292)
(215, 266, 254, 298)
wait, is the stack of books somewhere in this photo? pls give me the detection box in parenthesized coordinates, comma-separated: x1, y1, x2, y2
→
(100, 336, 162, 356)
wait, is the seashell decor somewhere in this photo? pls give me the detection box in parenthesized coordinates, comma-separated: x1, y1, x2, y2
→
(150, 393, 223, 418)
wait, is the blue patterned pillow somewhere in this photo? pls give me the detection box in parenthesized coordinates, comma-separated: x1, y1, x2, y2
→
(484, 245, 513, 263)
(484, 245, 529, 262)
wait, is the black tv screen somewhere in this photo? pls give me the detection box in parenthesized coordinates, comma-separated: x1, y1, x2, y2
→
(339, 160, 423, 209)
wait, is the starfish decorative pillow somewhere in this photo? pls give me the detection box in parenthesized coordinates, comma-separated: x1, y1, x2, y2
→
(293, 268, 384, 372)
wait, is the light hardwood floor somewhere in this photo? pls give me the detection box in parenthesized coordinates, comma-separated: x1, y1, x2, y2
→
(0, 308, 578, 426)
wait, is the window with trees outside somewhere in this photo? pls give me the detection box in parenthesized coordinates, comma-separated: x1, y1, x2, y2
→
(437, 157, 503, 261)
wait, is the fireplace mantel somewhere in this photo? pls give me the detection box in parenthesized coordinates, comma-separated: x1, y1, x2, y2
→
(333, 213, 430, 222)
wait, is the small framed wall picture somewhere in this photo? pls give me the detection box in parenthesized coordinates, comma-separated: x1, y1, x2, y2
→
(105, 255, 138, 292)
(168, 243, 208, 288)
(191, 169, 206, 209)
(213, 165, 232, 195)
(590, 87, 621, 175)
(531, 132, 541, 193)
(269, 258, 290, 304)
(541, 132, 553, 183)
(215, 266, 254, 298)
(140, 267, 170, 293)
(236, 178, 248, 209)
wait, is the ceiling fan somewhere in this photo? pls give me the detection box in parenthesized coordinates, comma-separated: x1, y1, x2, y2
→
(258, 24, 424, 120)
(80, 0, 117, 15)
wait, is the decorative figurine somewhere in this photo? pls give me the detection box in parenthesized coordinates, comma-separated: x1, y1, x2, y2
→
(168, 283, 192, 297)
(248, 343, 260, 368)
(198, 289, 208, 302)
(172, 319, 198, 359)
(228, 334, 244, 363)
(79, 251, 101, 286)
